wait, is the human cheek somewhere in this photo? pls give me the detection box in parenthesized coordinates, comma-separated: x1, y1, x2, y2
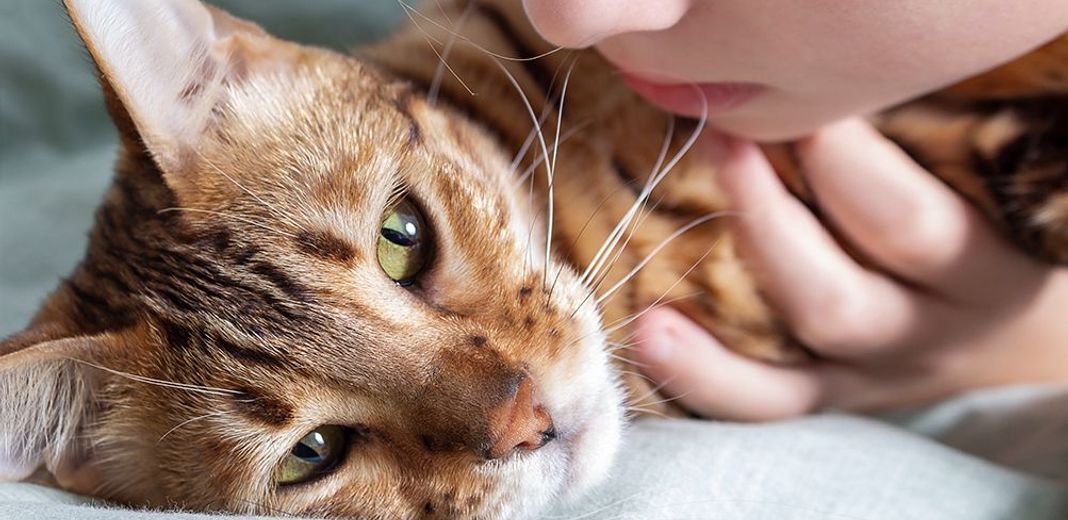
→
(521, 0, 691, 49)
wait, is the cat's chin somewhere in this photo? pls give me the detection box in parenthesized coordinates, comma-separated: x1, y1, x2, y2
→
(559, 384, 624, 497)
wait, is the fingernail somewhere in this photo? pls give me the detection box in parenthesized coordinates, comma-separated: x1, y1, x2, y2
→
(640, 331, 676, 362)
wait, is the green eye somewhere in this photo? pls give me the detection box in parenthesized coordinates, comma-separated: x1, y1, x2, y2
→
(275, 425, 347, 485)
(377, 198, 430, 284)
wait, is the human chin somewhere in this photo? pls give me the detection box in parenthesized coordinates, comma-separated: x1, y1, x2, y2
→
(705, 94, 863, 142)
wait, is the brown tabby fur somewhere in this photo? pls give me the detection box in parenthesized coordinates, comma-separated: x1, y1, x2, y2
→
(1, 1, 1066, 519)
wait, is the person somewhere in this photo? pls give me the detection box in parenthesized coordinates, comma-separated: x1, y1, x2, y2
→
(521, 0, 1068, 421)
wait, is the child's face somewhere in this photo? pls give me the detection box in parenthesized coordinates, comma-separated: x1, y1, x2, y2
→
(522, 0, 1068, 140)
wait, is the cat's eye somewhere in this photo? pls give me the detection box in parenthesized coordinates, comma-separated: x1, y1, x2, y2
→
(275, 425, 347, 485)
(377, 198, 430, 285)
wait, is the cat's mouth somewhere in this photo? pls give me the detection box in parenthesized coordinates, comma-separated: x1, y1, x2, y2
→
(534, 353, 624, 500)
(557, 386, 622, 493)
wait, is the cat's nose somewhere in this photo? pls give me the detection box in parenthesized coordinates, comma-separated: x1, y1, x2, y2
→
(485, 375, 555, 459)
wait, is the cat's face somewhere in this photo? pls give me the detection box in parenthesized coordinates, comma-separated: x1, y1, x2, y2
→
(0, 1, 622, 518)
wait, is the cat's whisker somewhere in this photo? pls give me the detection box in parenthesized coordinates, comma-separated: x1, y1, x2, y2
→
(495, 59, 555, 278)
(600, 291, 705, 341)
(156, 410, 229, 445)
(624, 406, 669, 419)
(427, 0, 476, 105)
(547, 178, 644, 298)
(566, 193, 672, 321)
(67, 358, 241, 397)
(397, 0, 567, 62)
(586, 117, 676, 292)
(509, 56, 579, 179)
(581, 119, 677, 292)
(578, 114, 696, 289)
(190, 150, 302, 231)
(510, 112, 550, 179)
(544, 59, 577, 291)
(581, 85, 708, 290)
(432, 0, 452, 23)
(635, 388, 694, 410)
(581, 191, 671, 301)
(627, 372, 678, 408)
(597, 212, 727, 305)
(229, 497, 301, 518)
(649, 117, 677, 194)
(595, 246, 720, 335)
(397, 0, 477, 96)
(560, 289, 702, 354)
(542, 490, 655, 520)
(157, 207, 299, 239)
(580, 125, 670, 288)
(512, 120, 592, 188)
(605, 334, 640, 354)
(522, 208, 543, 276)
(572, 88, 710, 321)
(580, 116, 679, 294)
(615, 369, 661, 391)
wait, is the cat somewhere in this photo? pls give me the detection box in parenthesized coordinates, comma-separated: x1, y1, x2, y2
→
(1, 0, 1066, 519)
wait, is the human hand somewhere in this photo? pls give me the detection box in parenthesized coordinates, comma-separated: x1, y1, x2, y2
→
(632, 119, 1068, 421)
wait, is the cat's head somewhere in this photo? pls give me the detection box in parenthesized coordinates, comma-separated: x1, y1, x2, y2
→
(0, 1, 623, 518)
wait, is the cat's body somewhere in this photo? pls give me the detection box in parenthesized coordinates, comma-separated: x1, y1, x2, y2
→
(1, 0, 1066, 519)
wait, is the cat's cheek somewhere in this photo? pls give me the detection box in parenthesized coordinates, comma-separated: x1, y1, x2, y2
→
(0, 454, 37, 482)
(542, 340, 625, 497)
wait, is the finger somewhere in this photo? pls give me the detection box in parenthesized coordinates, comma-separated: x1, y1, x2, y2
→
(633, 307, 824, 421)
(796, 119, 1029, 298)
(719, 139, 942, 357)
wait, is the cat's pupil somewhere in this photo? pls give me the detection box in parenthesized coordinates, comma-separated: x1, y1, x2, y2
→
(381, 227, 415, 246)
(293, 437, 324, 463)
(275, 426, 346, 485)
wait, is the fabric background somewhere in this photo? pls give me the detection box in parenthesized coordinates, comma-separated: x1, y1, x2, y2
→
(2, 1, 1066, 519)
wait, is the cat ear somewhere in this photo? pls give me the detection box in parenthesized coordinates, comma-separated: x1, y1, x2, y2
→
(0, 328, 118, 486)
(63, 0, 284, 172)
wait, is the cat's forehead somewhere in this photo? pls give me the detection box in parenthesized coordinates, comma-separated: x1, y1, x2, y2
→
(176, 55, 517, 224)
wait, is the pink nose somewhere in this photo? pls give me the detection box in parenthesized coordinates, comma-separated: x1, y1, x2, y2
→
(485, 375, 555, 459)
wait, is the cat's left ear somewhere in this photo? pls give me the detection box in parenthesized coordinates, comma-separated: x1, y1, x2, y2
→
(0, 328, 120, 488)
(64, 0, 291, 173)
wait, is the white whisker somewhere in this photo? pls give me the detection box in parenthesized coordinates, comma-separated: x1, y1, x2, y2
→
(68, 358, 241, 397)
(495, 59, 555, 276)
(191, 150, 303, 231)
(397, 0, 477, 96)
(156, 410, 229, 445)
(397, 0, 566, 62)
(427, 0, 476, 105)
(543, 60, 577, 289)
(597, 212, 727, 305)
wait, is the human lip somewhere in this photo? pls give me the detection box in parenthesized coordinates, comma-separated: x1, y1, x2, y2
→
(621, 73, 764, 118)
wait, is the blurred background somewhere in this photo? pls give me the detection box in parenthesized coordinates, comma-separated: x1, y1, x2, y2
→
(0, 0, 404, 336)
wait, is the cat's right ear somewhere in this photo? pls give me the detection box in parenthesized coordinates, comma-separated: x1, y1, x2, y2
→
(63, 0, 289, 174)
